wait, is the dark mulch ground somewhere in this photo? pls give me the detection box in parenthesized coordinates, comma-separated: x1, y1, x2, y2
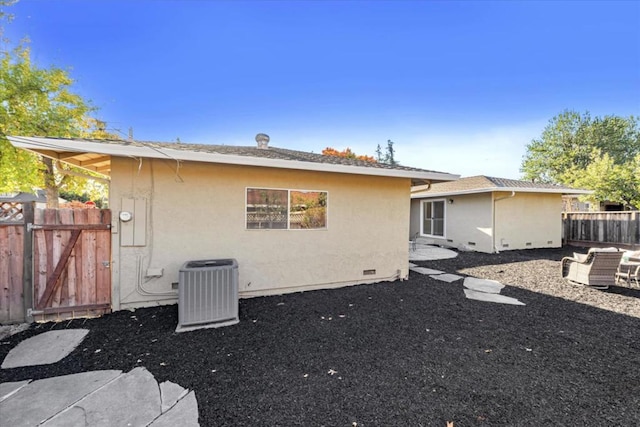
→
(1, 246, 640, 426)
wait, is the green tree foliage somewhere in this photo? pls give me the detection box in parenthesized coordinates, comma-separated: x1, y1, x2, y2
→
(521, 110, 640, 209)
(0, 2, 113, 206)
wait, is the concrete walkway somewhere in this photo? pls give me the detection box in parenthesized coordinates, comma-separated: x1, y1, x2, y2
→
(1, 331, 199, 426)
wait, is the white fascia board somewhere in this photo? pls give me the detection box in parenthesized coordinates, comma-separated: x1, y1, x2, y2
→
(411, 187, 593, 199)
(9, 136, 459, 182)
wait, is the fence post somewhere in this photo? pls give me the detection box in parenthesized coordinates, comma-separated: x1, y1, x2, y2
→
(22, 201, 34, 323)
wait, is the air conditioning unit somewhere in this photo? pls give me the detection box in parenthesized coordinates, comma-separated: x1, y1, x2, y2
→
(176, 259, 239, 333)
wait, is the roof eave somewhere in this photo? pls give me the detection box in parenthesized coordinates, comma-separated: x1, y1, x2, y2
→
(9, 136, 460, 183)
(411, 187, 593, 198)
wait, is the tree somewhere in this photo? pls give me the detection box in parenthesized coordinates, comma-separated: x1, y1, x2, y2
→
(521, 110, 640, 208)
(568, 151, 640, 210)
(375, 139, 398, 165)
(322, 147, 376, 163)
(0, 2, 112, 207)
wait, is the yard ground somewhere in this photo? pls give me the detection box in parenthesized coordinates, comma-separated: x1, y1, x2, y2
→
(1, 246, 639, 426)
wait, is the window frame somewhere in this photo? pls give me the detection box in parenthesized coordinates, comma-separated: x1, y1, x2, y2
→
(420, 199, 446, 238)
(245, 187, 328, 230)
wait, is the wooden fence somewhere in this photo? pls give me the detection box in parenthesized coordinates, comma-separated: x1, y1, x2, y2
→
(563, 211, 640, 249)
(0, 202, 29, 324)
(0, 202, 112, 324)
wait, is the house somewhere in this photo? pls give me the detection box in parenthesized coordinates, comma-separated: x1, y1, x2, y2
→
(9, 135, 458, 311)
(410, 176, 591, 254)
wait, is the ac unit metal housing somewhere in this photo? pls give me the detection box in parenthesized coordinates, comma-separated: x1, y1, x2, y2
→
(176, 259, 239, 332)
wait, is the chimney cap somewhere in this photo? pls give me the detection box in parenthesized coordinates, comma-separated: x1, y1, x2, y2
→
(255, 133, 270, 149)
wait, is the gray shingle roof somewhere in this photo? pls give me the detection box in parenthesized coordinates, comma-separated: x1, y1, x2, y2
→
(412, 175, 590, 197)
(82, 138, 444, 174)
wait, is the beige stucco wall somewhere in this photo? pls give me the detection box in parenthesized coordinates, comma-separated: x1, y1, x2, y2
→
(411, 194, 494, 253)
(411, 191, 563, 254)
(109, 157, 411, 310)
(494, 191, 563, 251)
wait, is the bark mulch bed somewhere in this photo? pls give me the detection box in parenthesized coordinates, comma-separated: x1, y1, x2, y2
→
(1, 246, 639, 426)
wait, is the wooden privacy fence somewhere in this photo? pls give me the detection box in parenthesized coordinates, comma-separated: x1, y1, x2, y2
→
(563, 211, 640, 249)
(0, 202, 29, 324)
(0, 202, 112, 324)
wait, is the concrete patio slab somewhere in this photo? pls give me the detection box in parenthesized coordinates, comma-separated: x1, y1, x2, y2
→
(464, 289, 525, 305)
(1, 329, 89, 369)
(409, 244, 458, 261)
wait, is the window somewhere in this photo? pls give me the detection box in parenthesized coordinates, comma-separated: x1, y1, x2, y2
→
(246, 188, 327, 230)
(421, 200, 445, 237)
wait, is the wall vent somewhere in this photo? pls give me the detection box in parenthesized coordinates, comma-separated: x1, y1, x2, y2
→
(176, 259, 239, 332)
(526, 242, 532, 246)
(363, 269, 376, 275)
(547, 240, 553, 244)
(467, 242, 476, 246)
(502, 244, 510, 248)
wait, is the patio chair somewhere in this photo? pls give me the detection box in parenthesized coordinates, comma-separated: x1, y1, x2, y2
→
(615, 256, 640, 287)
(561, 248, 624, 290)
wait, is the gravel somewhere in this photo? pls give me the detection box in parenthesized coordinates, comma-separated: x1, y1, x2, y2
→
(1, 245, 639, 426)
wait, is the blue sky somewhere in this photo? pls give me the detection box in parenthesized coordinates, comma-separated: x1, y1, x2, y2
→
(5, 0, 640, 178)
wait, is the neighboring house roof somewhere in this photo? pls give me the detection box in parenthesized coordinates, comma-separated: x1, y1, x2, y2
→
(411, 175, 592, 198)
(7, 136, 459, 185)
(0, 190, 47, 202)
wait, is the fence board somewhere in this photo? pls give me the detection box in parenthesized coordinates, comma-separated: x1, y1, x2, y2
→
(9, 226, 24, 320)
(0, 224, 24, 323)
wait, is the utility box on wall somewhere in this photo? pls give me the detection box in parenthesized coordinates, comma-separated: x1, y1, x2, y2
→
(120, 198, 147, 246)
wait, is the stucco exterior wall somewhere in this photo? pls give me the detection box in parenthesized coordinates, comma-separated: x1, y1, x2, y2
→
(494, 191, 563, 251)
(109, 157, 411, 310)
(411, 191, 564, 254)
(412, 194, 494, 253)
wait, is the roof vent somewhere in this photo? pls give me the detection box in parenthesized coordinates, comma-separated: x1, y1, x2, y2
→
(255, 133, 270, 149)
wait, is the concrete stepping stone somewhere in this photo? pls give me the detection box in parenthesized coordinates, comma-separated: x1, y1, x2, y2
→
(410, 267, 444, 275)
(430, 273, 463, 283)
(0, 380, 31, 403)
(1, 329, 89, 369)
(0, 368, 200, 427)
(43, 367, 161, 427)
(150, 390, 199, 427)
(0, 370, 122, 427)
(463, 277, 504, 294)
(464, 289, 525, 305)
(160, 380, 189, 413)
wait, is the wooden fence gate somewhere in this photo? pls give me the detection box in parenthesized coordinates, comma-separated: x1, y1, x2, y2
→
(1, 202, 112, 324)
